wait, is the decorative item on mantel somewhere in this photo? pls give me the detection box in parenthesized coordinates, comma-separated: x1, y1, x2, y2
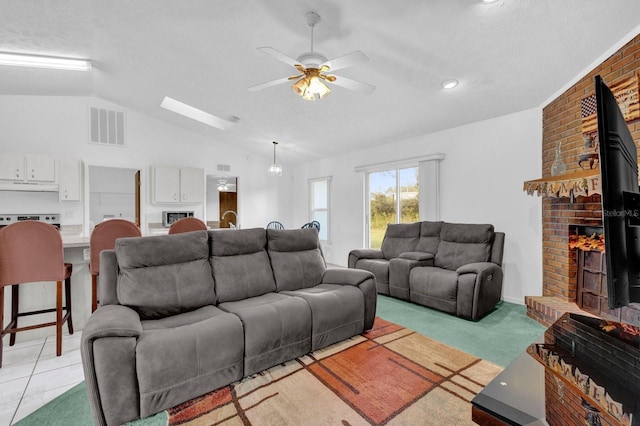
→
(550, 140, 567, 176)
(578, 133, 599, 170)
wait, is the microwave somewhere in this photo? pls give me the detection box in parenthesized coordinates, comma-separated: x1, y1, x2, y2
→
(162, 211, 194, 227)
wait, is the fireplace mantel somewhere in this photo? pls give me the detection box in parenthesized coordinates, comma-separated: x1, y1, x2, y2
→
(523, 168, 600, 198)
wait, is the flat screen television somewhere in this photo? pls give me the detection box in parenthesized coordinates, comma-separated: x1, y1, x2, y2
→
(596, 75, 640, 308)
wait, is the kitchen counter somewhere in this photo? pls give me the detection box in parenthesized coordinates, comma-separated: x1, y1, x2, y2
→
(62, 235, 90, 248)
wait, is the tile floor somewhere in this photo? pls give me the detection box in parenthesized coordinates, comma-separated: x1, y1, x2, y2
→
(0, 332, 84, 426)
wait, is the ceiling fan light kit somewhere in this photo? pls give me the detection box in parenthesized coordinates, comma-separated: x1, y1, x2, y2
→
(249, 11, 375, 101)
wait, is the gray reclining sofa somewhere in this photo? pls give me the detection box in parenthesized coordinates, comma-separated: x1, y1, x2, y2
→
(349, 221, 504, 320)
(81, 227, 376, 425)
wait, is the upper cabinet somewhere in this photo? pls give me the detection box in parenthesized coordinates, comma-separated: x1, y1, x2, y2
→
(0, 153, 82, 198)
(0, 153, 26, 181)
(151, 165, 204, 204)
(0, 154, 55, 183)
(26, 154, 56, 182)
(59, 158, 82, 201)
(0, 153, 58, 191)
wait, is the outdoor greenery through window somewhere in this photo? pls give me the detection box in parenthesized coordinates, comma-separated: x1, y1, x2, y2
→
(309, 177, 330, 241)
(368, 167, 419, 248)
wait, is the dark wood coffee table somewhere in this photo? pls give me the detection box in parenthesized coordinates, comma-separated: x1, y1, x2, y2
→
(472, 313, 640, 426)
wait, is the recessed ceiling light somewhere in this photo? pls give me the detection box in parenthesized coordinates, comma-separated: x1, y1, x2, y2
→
(160, 96, 235, 130)
(441, 80, 459, 89)
(482, 0, 499, 3)
(0, 52, 91, 71)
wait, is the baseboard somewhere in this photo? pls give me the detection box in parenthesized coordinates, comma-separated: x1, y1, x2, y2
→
(502, 296, 524, 305)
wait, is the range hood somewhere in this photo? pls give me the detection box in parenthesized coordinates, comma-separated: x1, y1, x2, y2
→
(0, 181, 59, 192)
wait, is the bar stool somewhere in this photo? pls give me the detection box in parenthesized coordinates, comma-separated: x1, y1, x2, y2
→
(168, 217, 207, 234)
(89, 219, 141, 312)
(0, 220, 73, 368)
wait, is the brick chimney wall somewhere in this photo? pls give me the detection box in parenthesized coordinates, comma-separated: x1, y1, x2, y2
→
(541, 34, 640, 302)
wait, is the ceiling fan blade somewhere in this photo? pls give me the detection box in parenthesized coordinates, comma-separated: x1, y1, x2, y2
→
(257, 47, 301, 68)
(329, 75, 376, 94)
(288, 74, 304, 81)
(322, 51, 369, 72)
(248, 76, 293, 92)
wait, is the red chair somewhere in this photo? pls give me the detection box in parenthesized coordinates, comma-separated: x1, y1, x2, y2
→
(89, 219, 141, 312)
(0, 221, 73, 368)
(168, 217, 207, 234)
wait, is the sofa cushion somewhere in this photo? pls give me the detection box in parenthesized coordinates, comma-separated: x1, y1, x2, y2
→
(267, 228, 326, 291)
(414, 221, 443, 253)
(136, 305, 244, 417)
(115, 231, 215, 319)
(219, 292, 312, 376)
(409, 266, 458, 314)
(380, 222, 421, 259)
(210, 228, 276, 303)
(283, 284, 364, 351)
(434, 223, 494, 270)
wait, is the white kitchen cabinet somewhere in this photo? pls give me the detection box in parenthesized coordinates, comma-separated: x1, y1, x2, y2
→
(179, 167, 204, 203)
(0, 153, 24, 181)
(0, 153, 55, 183)
(26, 154, 56, 182)
(152, 166, 204, 204)
(59, 159, 82, 201)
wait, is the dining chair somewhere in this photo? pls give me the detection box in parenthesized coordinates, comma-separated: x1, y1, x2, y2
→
(0, 220, 73, 368)
(89, 219, 141, 312)
(301, 221, 320, 231)
(266, 221, 285, 230)
(168, 217, 208, 234)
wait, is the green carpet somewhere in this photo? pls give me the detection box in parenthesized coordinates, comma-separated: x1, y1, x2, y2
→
(376, 295, 545, 367)
(15, 296, 545, 425)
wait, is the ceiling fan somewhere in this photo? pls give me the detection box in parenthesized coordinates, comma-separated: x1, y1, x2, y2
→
(248, 11, 375, 100)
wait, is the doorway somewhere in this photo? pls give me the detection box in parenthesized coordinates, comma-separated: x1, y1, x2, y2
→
(89, 166, 141, 230)
(206, 176, 238, 228)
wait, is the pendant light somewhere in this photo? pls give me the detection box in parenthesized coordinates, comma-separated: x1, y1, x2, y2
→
(268, 141, 283, 176)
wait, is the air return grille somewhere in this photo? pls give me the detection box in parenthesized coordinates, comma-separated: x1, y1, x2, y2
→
(90, 107, 125, 145)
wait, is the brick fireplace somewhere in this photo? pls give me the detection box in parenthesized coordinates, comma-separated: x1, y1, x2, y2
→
(524, 33, 640, 327)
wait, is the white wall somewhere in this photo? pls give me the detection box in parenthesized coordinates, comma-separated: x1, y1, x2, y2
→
(290, 107, 543, 304)
(0, 95, 291, 230)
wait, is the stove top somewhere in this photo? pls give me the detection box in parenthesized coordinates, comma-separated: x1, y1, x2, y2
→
(0, 214, 61, 227)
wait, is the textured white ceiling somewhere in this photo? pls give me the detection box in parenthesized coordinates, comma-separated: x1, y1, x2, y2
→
(1, 0, 639, 164)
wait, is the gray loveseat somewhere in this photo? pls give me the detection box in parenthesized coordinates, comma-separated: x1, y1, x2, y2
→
(348, 221, 504, 320)
(81, 228, 376, 425)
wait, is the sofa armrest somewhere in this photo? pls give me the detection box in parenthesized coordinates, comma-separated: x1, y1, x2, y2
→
(322, 267, 375, 286)
(322, 268, 377, 331)
(456, 262, 500, 276)
(348, 248, 384, 268)
(81, 305, 142, 426)
(398, 251, 434, 262)
(455, 262, 503, 320)
(83, 305, 143, 341)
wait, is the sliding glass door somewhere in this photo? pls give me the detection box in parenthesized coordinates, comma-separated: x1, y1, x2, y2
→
(367, 167, 418, 248)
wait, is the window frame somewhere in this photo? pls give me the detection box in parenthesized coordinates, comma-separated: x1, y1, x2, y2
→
(308, 176, 331, 243)
(355, 153, 445, 248)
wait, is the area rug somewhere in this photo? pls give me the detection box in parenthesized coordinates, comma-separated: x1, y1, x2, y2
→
(160, 317, 502, 425)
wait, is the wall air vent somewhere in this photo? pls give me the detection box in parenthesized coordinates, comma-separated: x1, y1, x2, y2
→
(217, 164, 231, 172)
(90, 107, 125, 146)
